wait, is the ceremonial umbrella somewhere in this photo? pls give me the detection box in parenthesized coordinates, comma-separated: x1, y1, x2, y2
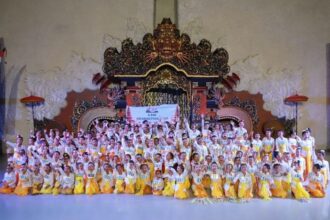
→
(284, 94, 308, 133)
(20, 95, 45, 131)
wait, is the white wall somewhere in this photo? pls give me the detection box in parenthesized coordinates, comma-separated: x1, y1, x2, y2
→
(0, 0, 153, 151)
(179, 0, 330, 148)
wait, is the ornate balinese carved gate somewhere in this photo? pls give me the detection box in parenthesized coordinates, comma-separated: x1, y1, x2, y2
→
(94, 18, 239, 121)
(143, 66, 191, 118)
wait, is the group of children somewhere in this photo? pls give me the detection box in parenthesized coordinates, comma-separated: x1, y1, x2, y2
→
(0, 117, 329, 202)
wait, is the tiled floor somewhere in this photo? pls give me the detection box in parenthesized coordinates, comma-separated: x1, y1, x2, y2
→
(0, 155, 329, 220)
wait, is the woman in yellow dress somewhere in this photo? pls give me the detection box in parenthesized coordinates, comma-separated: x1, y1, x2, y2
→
(14, 163, 32, 196)
(31, 165, 43, 195)
(114, 164, 126, 194)
(261, 130, 274, 161)
(306, 164, 325, 198)
(208, 162, 224, 199)
(270, 163, 287, 198)
(173, 164, 190, 199)
(315, 150, 329, 188)
(152, 153, 163, 174)
(99, 140, 108, 160)
(291, 160, 310, 201)
(298, 131, 313, 180)
(73, 162, 85, 194)
(164, 152, 176, 174)
(275, 130, 289, 155)
(239, 133, 251, 158)
(180, 136, 193, 162)
(124, 160, 137, 194)
(152, 169, 164, 195)
(136, 163, 152, 195)
(234, 163, 253, 201)
(100, 163, 114, 194)
(247, 156, 258, 195)
(201, 155, 212, 189)
(0, 164, 17, 194)
(88, 138, 100, 161)
(146, 158, 155, 180)
(256, 163, 273, 200)
(60, 165, 75, 194)
(135, 134, 145, 155)
(209, 135, 222, 160)
(288, 131, 298, 159)
(39, 164, 54, 194)
(85, 162, 100, 195)
(251, 133, 262, 162)
(281, 152, 292, 193)
(162, 168, 175, 196)
(223, 163, 237, 200)
(52, 170, 61, 195)
(191, 165, 208, 198)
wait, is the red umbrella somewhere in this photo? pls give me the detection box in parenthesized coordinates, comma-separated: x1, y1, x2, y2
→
(20, 95, 45, 104)
(20, 95, 45, 131)
(284, 94, 308, 103)
(284, 94, 308, 133)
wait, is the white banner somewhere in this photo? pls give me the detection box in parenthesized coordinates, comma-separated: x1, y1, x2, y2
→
(126, 104, 179, 124)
